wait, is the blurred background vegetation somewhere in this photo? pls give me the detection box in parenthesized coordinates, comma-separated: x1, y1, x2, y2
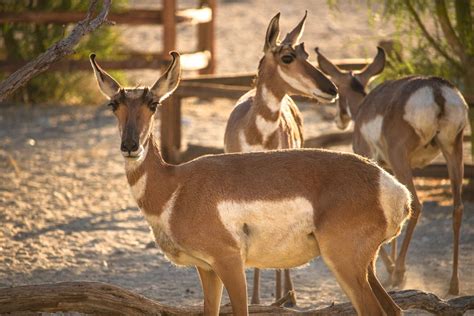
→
(0, 0, 128, 104)
(0, 0, 472, 105)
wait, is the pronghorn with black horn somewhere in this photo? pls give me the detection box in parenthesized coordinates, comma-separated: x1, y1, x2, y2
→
(316, 46, 468, 294)
(91, 51, 411, 316)
(224, 12, 338, 306)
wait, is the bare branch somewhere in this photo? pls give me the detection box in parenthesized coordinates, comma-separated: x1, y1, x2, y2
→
(435, 0, 466, 61)
(0, 281, 473, 315)
(0, 0, 112, 102)
(404, 0, 463, 70)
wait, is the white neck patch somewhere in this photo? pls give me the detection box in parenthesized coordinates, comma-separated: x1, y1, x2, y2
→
(259, 84, 282, 112)
(255, 114, 279, 143)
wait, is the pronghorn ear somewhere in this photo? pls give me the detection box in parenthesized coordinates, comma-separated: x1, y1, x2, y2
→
(151, 51, 181, 103)
(264, 12, 280, 52)
(90, 53, 121, 99)
(282, 10, 307, 46)
(315, 47, 342, 78)
(356, 47, 386, 86)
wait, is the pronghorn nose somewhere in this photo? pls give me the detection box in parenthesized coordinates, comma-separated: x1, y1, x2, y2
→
(121, 139, 139, 153)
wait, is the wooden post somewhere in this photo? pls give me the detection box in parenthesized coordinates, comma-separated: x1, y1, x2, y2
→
(161, 0, 181, 163)
(197, 0, 216, 74)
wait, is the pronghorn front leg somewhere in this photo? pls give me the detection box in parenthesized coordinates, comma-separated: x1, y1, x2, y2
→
(197, 267, 224, 316)
(387, 147, 422, 288)
(436, 131, 464, 295)
(213, 253, 248, 316)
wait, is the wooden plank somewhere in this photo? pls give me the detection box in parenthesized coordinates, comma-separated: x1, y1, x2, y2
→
(197, 0, 216, 74)
(183, 72, 254, 86)
(0, 8, 211, 25)
(160, 0, 179, 163)
(176, 82, 248, 99)
(0, 51, 207, 72)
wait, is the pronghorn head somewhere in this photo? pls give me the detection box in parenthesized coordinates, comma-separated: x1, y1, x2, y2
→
(315, 47, 386, 130)
(261, 12, 338, 103)
(90, 52, 181, 161)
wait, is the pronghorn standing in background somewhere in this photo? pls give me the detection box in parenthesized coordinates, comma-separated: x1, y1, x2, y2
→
(91, 51, 411, 316)
(316, 46, 468, 294)
(224, 12, 338, 305)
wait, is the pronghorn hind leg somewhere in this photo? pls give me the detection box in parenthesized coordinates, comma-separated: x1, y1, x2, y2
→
(386, 148, 422, 288)
(251, 268, 261, 304)
(197, 267, 224, 316)
(319, 236, 384, 315)
(379, 246, 395, 278)
(368, 260, 403, 316)
(212, 253, 248, 316)
(391, 238, 397, 262)
(436, 131, 464, 295)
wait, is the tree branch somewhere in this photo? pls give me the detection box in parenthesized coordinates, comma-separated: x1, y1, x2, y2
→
(0, 281, 473, 315)
(454, 0, 473, 52)
(0, 0, 112, 102)
(404, 0, 463, 70)
(434, 0, 466, 61)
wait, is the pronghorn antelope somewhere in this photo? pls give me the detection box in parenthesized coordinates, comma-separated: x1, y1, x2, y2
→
(91, 51, 411, 316)
(316, 47, 468, 294)
(223, 12, 338, 305)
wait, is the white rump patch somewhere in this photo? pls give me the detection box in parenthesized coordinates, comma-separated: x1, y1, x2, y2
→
(217, 197, 319, 269)
(403, 86, 439, 144)
(378, 170, 411, 239)
(440, 86, 468, 131)
(360, 115, 384, 160)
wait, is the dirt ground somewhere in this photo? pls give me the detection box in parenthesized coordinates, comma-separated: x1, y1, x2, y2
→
(0, 0, 473, 314)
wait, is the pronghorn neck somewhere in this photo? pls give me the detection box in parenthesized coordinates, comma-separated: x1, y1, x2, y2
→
(253, 58, 286, 115)
(124, 134, 178, 216)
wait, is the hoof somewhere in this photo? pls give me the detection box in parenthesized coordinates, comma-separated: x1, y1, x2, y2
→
(250, 298, 260, 305)
(448, 281, 459, 296)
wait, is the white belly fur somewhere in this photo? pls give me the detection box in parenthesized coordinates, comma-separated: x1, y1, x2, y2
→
(217, 197, 319, 269)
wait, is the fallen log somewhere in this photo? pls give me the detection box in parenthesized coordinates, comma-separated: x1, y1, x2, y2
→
(0, 281, 472, 315)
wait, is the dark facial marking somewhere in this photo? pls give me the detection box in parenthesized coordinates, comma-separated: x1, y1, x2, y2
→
(350, 74, 367, 96)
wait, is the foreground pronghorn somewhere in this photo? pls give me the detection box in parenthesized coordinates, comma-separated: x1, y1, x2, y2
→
(316, 47, 468, 294)
(91, 51, 411, 315)
(224, 12, 338, 305)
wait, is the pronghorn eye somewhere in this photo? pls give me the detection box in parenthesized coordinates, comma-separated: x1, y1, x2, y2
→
(108, 101, 118, 111)
(281, 55, 294, 64)
(149, 101, 159, 111)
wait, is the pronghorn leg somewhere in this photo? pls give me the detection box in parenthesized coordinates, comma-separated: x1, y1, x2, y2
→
(391, 238, 397, 262)
(251, 268, 260, 304)
(387, 149, 422, 288)
(275, 269, 282, 300)
(213, 254, 248, 316)
(379, 246, 395, 277)
(283, 269, 296, 307)
(368, 260, 402, 316)
(197, 267, 223, 316)
(436, 131, 464, 295)
(321, 248, 384, 315)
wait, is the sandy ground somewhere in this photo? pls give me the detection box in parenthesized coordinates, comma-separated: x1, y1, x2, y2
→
(1, 0, 473, 314)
